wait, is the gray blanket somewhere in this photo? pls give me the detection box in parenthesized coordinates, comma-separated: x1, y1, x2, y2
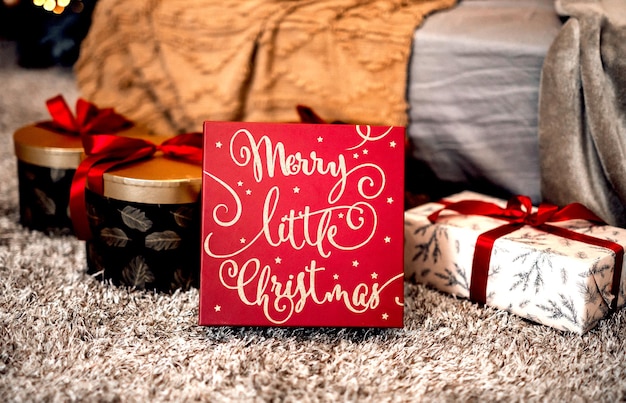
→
(539, 0, 626, 227)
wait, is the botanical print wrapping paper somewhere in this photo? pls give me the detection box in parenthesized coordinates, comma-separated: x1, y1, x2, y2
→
(404, 191, 626, 334)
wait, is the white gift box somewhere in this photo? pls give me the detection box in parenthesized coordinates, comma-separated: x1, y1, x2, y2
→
(404, 191, 626, 334)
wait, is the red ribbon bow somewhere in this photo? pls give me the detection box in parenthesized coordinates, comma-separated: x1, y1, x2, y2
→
(36, 94, 133, 135)
(428, 195, 606, 227)
(70, 132, 203, 240)
(428, 196, 624, 311)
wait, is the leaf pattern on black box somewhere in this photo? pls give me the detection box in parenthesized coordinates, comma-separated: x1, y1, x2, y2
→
(18, 161, 75, 234)
(84, 185, 201, 293)
(50, 168, 66, 183)
(33, 188, 56, 216)
(119, 206, 153, 232)
(87, 242, 106, 275)
(122, 256, 155, 289)
(171, 206, 194, 228)
(145, 230, 181, 251)
(87, 203, 104, 228)
(171, 267, 193, 291)
(21, 206, 33, 225)
(24, 169, 36, 181)
(100, 227, 130, 247)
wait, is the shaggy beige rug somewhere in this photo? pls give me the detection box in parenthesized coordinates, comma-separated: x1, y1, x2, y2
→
(1, 40, 626, 402)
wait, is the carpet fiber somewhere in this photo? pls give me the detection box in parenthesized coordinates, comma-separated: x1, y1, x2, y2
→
(1, 40, 625, 402)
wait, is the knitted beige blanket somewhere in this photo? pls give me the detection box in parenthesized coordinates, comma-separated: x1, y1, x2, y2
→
(74, 0, 457, 135)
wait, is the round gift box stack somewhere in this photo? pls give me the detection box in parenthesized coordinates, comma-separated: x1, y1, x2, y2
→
(13, 124, 141, 235)
(84, 134, 202, 293)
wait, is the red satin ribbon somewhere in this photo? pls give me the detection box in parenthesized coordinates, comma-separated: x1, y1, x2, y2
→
(36, 94, 133, 135)
(428, 196, 624, 311)
(70, 132, 203, 240)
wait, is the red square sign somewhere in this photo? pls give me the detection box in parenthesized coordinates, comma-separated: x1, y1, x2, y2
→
(199, 122, 405, 327)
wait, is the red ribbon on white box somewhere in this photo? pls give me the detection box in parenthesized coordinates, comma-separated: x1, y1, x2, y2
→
(428, 195, 624, 311)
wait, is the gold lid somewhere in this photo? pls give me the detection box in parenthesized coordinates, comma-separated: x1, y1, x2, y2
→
(92, 134, 202, 204)
(13, 124, 149, 169)
(13, 124, 83, 169)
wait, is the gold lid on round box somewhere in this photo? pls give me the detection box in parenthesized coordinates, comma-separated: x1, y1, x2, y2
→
(88, 134, 203, 205)
(13, 125, 146, 170)
(13, 125, 84, 169)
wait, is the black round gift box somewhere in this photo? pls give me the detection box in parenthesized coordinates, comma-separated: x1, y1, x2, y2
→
(13, 124, 84, 235)
(84, 139, 202, 293)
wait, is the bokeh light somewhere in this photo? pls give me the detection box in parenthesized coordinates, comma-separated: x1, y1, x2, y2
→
(31, 0, 83, 14)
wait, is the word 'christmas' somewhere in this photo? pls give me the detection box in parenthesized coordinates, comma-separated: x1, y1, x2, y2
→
(218, 258, 403, 324)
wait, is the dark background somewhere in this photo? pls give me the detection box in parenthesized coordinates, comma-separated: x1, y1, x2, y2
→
(0, 0, 97, 67)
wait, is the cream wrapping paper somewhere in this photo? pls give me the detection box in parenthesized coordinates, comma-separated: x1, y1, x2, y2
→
(404, 191, 626, 334)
